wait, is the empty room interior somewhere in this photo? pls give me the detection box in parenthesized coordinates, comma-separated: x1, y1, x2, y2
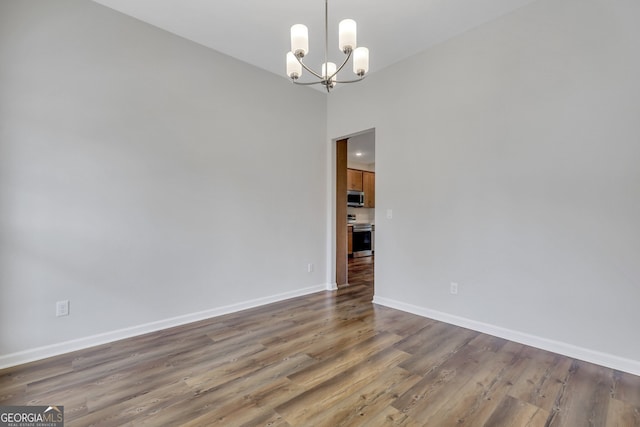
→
(1, 0, 639, 425)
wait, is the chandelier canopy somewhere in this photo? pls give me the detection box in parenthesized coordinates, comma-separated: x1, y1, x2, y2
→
(285, 0, 369, 92)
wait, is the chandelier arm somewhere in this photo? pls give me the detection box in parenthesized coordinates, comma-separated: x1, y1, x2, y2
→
(334, 75, 367, 84)
(329, 49, 353, 81)
(295, 55, 324, 80)
(292, 80, 325, 86)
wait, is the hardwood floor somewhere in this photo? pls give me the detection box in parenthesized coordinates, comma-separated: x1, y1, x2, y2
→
(1, 282, 639, 426)
(348, 254, 374, 288)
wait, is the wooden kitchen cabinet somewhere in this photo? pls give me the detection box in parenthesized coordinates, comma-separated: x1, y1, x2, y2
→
(347, 168, 375, 207)
(347, 169, 363, 191)
(348, 226, 353, 256)
(363, 171, 375, 208)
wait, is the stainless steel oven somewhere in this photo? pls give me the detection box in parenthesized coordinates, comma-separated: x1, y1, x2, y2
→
(352, 223, 372, 257)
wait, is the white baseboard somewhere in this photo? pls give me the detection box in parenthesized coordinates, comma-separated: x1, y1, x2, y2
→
(326, 282, 338, 291)
(373, 295, 640, 377)
(0, 284, 327, 369)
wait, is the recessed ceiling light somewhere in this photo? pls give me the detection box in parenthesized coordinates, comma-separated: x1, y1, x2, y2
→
(355, 152, 363, 157)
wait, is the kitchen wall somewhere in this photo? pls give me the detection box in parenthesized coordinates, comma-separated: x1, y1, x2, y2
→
(347, 208, 375, 224)
(328, 0, 640, 373)
(0, 0, 327, 363)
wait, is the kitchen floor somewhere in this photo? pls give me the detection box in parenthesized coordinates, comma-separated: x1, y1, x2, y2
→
(348, 255, 374, 288)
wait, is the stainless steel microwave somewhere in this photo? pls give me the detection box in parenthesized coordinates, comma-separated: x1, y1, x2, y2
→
(347, 190, 365, 207)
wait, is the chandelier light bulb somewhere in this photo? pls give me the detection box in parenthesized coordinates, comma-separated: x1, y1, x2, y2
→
(338, 19, 357, 53)
(290, 24, 309, 57)
(353, 47, 369, 76)
(322, 62, 337, 87)
(286, 52, 302, 79)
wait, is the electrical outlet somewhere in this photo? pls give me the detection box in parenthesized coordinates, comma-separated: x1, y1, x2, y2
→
(450, 282, 458, 295)
(307, 263, 314, 273)
(56, 300, 69, 317)
(386, 209, 393, 219)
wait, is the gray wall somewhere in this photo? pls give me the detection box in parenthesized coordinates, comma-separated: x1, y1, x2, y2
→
(329, 0, 640, 365)
(3, 0, 639, 372)
(0, 1, 327, 356)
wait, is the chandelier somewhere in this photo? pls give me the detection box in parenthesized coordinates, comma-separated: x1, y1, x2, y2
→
(285, 0, 369, 92)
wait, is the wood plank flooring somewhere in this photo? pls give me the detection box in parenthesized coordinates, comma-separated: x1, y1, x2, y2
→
(2, 275, 639, 426)
(348, 254, 374, 288)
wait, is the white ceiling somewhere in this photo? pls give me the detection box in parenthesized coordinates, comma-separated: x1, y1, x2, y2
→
(347, 130, 375, 166)
(92, 0, 537, 87)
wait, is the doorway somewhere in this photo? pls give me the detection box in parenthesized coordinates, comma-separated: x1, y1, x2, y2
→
(335, 129, 375, 289)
